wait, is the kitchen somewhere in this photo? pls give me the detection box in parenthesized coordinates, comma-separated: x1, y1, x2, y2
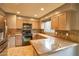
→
(0, 3, 79, 56)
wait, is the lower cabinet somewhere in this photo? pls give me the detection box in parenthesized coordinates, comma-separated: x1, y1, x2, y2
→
(15, 35, 22, 46)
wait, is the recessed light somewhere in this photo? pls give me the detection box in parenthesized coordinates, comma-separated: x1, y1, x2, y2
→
(17, 11, 20, 14)
(18, 17, 22, 19)
(55, 12, 60, 14)
(40, 8, 44, 11)
(66, 33, 69, 36)
(34, 14, 37, 17)
(30, 18, 34, 20)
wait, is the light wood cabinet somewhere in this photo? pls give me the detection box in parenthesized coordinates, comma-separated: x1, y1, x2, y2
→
(58, 12, 67, 30)
(51, 15, 59, 29)
(49, 4, 79, 30)
(16, 19, 40, 29)
(32, 21, 40, 29)
(16, 19, 23, 29)
(51, 11, 79, 30)
(51, 12, 67, 30)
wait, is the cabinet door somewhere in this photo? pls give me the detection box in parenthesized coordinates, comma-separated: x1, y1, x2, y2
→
(58, 12, 67, 30)
(32, 21, 40, 29)
(32, 21, 36, 29)
(16, 19, 23, 29)
(51, 16, 59, 29)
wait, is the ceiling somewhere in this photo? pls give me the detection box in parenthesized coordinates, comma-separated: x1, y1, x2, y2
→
(0, 3, 64, 18)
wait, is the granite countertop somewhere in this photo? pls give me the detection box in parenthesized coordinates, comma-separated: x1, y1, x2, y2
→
(30, 33, 78, 56)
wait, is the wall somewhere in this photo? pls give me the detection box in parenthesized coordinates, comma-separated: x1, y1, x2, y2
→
(6, 14, 16, 36)
(7, 14, 16, 29)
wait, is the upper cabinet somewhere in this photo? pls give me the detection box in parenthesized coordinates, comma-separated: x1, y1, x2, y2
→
(58, 12, 67, 30)
(51, 15, 59, 29)
(32, 20, 40, 29)
(51, 11, 76, 30)
(42, 4, 79, 30)
(51, 10, 79, 30)
(16, 19, 40, 29)
(51, 12, 68, 30)
(16, 19, 23, 29)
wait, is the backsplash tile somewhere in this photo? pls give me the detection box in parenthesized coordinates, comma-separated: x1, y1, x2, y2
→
(42, 29, 79, 43)
(55, 30, 79, 43)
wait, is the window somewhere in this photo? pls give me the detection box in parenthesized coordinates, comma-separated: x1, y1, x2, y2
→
(41, 19, 51, 32)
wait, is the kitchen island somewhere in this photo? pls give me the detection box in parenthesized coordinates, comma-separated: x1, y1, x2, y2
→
(6, 33, 78, 56)
(30, 33, 78, 56)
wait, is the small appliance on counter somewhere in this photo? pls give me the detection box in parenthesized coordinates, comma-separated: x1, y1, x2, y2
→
(22, 23, 32, 46)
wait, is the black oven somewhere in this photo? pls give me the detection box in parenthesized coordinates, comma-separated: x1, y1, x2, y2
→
(22, 23, 32, 46)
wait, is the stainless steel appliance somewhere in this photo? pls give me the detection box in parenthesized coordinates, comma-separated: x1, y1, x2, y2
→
(22, 23, 32, 46)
